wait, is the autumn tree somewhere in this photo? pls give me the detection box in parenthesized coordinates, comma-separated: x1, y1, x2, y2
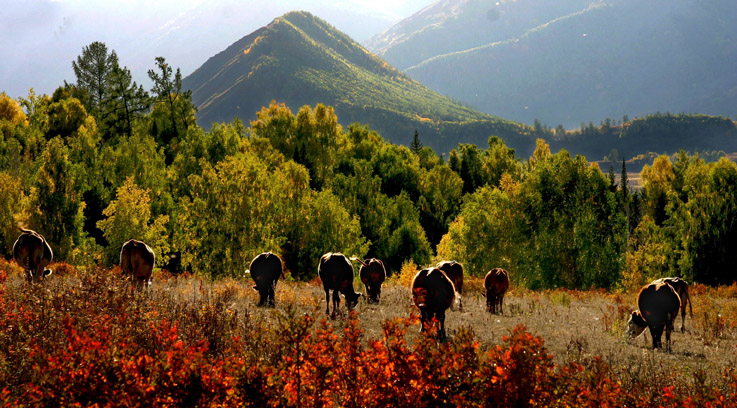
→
(96, 176, 170, 266)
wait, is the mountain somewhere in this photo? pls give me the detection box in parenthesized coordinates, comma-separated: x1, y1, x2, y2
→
(367, 0, 737, 130)
(182, 11, 533, 154)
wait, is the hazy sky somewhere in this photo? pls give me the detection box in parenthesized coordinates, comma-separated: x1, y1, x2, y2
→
(0, 0, 430, 98)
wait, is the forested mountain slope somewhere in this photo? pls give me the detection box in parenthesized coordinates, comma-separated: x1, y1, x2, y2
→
(182, 11, 533, 153)
(368, 0, 737, 129)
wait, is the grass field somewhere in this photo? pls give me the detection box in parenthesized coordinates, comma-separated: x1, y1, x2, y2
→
(1, 260, 736, 406)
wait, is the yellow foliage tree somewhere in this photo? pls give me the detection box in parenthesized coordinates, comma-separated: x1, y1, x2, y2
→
(0, 92, 28, 127)
(96, 176, 170, 266)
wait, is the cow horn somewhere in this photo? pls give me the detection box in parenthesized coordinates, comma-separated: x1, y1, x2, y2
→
(349, 257, 368, 267)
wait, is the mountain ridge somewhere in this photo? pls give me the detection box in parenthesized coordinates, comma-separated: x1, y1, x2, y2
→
(369, 0, 737, 129)
(182, 10, 535, 154)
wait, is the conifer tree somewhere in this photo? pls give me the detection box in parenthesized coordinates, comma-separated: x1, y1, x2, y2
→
(410, 129, 422, 154)
(106, 61, 150, 137)
(72, 41, 117, 119)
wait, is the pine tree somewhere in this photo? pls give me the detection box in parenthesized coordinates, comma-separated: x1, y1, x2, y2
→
(105, 61, 150, 137)
(72, 41, 117, 119)
(620, 158, 629, 203)
(148, 56, 194, 143)
(410, 129, 422, 155)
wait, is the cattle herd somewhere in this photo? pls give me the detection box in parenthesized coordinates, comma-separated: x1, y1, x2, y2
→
(12, 228, 693, 349)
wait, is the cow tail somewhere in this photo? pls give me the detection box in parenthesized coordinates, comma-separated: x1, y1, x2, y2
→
(687, 291, 693, 317)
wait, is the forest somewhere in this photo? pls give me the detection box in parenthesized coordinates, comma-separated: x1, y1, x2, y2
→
(2, 42, 737, 288)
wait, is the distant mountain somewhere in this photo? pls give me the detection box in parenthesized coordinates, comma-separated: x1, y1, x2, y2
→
(182, 11, 533, 154)
(367, 0, 737, 129)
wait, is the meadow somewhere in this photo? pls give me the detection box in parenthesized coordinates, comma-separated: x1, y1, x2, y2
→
(1, 259, 736, 407)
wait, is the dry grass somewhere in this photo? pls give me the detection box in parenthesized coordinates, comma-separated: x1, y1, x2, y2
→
(2, 259, 736, 405)
(157, 268, 737, 391)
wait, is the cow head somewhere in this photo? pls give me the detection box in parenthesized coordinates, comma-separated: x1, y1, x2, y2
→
(626, 310, 647, 339)
(27, 268, 53, 283)
(412, 287, 428, 308)
(361, 278, 382, 304)
(253, 283, 276, 308)
(345, 292, 362, 310)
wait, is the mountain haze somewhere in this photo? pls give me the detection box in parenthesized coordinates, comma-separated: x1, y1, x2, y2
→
(182, 11, 533, 154)
(368, 0, 737, 129)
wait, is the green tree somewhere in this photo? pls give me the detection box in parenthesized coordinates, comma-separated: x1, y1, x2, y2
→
(148, 56, 194, 150)
(96, 176, 170, 266)
(72, 41, 117, 119)
(105, 61, 150, 137)
(409, 129, 422, 154)
(33, 137, 86, 259)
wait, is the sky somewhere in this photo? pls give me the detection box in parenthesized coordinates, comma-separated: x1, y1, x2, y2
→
(0, 0, 430, 99)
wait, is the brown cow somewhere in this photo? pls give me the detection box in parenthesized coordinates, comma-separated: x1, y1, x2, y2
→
(318, 253, 362, 317)
(411, 267, 455, 341)
(436, 261, 464, 311)
(249, 252, 284, 307)
(651, 277, 693, 333)
(357, 257, 386, 304)
(483, 268, 510, 314)
(13, 228, 53, 283)
(120, 239, 155, 288)
(627, 281, 681, 351)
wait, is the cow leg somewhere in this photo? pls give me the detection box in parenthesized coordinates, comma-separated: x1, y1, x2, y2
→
(680, 305, 686, 333)
(419, 308, 429, 333)
(268, 284, 276, 308)
(499, 294, 505, 315)
(458, 296, 464, 313)
(437, 311, 447, 342)
(325, 289, 331, 316)
(649, 325, 664, 349)
(666, 314, 675, 352)
(332, 289, 341, 319)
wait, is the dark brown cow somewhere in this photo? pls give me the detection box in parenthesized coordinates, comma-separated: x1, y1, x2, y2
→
(436, 261, 464, 311)
(483, 268, 510, 314)
(411, 267, 455, 341)
(627, 281, 681, 351)
(357, 258, 386, 304)
(249, 252, 284, 307)
(319, 253, 362, 317)
(120, 239, 155, 288)
(13, 228, 53, 283)
(651, 277, 693, 333)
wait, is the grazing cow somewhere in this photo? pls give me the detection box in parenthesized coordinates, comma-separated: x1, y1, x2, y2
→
(249, 252, 284, 307)
(483, 268, 510, 314)
(627, 281, 681, 351)
(357, 258, 386, 304)
(120, 239, 155, 288)
(318, 253, 362, 317)
(651, 277, 693, 333)
(411, 267, 455, 341)
(436, 261, 464, 311)
(13, 228, 53, 283)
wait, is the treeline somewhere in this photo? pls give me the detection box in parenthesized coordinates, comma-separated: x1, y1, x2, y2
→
(539, 113, 737, 165)
(1, 42, 736, 286)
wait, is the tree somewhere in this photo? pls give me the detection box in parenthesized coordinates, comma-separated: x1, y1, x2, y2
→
(96, 176, 170, 266)
(148, 56, 194, 147)
(410, 129, 422, 155)
(105, 61, 150, 137)
(72, 42, 117, 119)
(0, 92, 28, 127)
(33, 137, 86, 260)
